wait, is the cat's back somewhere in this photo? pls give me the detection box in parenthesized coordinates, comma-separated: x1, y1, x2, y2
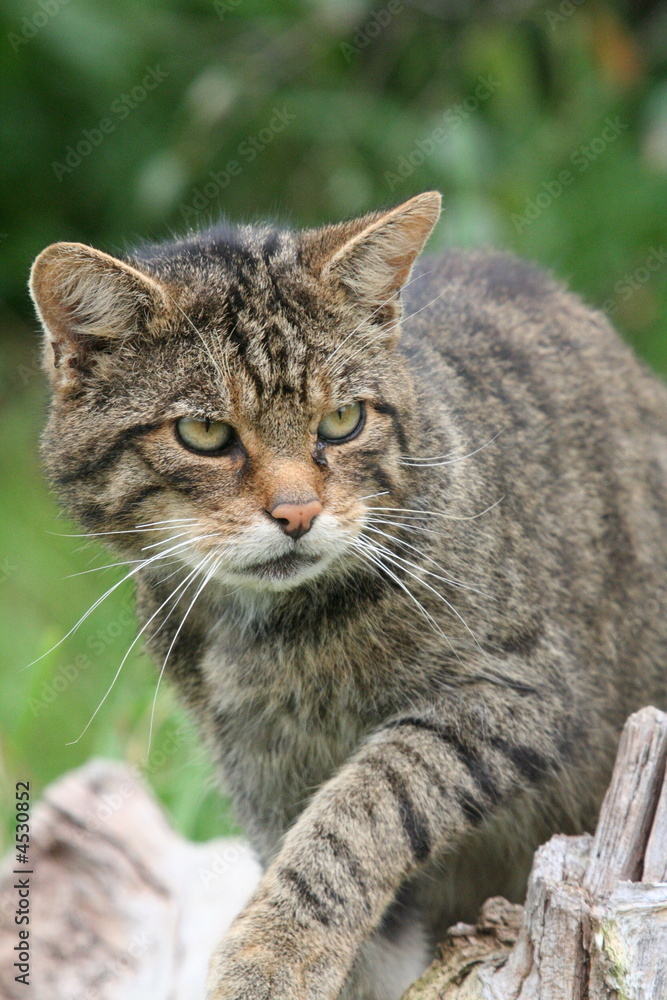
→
(403, 248, 667, 448)
(402, 248, 667, 719)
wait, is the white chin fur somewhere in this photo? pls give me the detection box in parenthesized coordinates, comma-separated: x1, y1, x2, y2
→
(209, 512, 353, 593)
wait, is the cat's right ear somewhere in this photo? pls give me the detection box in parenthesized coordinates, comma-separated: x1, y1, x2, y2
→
(301, 192, 441, 331)
(29, 242, 167, 391)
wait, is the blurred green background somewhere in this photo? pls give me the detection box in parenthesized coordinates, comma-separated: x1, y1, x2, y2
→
(1, 0, 666, 850)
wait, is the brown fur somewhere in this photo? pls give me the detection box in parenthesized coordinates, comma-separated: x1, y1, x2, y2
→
(30, 192, 667, 1000)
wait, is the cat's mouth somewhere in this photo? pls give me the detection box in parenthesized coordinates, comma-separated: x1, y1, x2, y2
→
(241, 552, 322, 580)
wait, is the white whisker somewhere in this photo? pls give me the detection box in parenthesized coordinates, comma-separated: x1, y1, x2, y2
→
(365, 517, 442, 536)
(401, 429, 505, 467)
(49, 519, 197, 539)
(361, 535, 487, 658)
(140, 530, 194, 551)
(352, 537, 446, 640)
(24, 533, 220, 670)
(65, 559, 144, 578)
(65, 558, 209, 746)
(367, 498, 505, 522)
(326, 270, 432, 365)
(145, 552, 221, 759)
(135, 518, 198, 528)
(362, 523, 493, 600)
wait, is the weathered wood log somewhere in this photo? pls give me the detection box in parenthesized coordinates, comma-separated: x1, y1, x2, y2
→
(0, 760, 261, 999)
(404, 706, 667, 1000)
(1, 707, 666, 999)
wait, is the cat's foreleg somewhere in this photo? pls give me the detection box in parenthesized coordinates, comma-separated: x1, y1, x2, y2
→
(206, 687, 573, 1000)
(337, 896, 430, 1000)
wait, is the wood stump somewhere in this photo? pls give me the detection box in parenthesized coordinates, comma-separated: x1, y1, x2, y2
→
(404, 706, 667, 1000)
(1, 707, 666, 999)
(0, 760, 261, 999)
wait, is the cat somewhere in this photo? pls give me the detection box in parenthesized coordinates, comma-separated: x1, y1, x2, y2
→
(30, 191, 667, 1000)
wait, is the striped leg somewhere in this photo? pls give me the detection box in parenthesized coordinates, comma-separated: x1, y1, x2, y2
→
(338, 903, 430, 1000)
(207, 686, 575, 1000)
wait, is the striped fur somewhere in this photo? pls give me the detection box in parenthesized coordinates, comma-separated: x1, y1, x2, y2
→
(30, 192, 667, 1000)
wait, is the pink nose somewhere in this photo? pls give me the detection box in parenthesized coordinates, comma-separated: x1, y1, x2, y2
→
(269, 499, 323, 540)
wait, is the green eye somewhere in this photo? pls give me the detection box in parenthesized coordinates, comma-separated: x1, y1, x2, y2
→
(176, 417, 233, 453)
(317, 402, 364, 443)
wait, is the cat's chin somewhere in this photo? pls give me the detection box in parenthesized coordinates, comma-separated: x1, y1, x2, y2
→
(218, 551, 334, 592)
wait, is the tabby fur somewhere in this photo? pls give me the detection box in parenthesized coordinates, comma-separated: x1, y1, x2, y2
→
(30, 192, 667, 1000)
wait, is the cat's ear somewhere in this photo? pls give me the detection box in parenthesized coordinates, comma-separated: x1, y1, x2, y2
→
(30, 242, 168, 390)
(305, 191, 441, 323)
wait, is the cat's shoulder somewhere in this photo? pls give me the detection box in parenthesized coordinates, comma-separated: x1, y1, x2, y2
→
(404, 246, 625, 359)
(406, 247, 566, 315)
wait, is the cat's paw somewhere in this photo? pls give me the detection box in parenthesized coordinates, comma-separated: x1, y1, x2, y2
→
(206, 915, 342, 1000)
(206, 942, 307, 1000)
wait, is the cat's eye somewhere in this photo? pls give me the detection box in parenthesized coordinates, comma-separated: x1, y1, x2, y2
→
(176, 417, 233, 454)
(317, 402, 364, 443)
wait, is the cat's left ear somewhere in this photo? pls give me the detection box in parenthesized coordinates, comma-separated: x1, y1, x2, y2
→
(30, 242, 168, 391)
(306, 191, 441, 324)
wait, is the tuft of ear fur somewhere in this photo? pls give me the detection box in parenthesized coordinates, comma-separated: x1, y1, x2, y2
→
(303, 192, 441, 332)
(29, 242, 167, 390)
(323, 191, 441, 305)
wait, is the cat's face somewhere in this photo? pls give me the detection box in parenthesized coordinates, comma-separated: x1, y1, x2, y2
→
(31, 193, 440, 593)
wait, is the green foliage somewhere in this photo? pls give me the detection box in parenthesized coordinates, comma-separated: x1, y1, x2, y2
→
(0, 0, 666, 848)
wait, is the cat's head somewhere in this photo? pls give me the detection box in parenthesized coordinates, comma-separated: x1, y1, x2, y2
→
(30, 192, 440, 593)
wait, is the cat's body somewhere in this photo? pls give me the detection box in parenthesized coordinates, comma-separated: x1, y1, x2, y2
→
(31, 194, 667, 1000)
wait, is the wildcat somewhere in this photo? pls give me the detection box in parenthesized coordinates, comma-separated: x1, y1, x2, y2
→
(30, 191, 667, 1000)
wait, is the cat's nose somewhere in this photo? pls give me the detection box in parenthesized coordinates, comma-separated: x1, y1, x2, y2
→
(268, 499, 323, 540)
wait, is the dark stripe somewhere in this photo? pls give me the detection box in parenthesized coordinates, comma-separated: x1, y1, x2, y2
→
(388, 734, 489, 827)
(458, 668, 539, 697)
(136, 454, 210, 495)
(497, 626, 543, 656)
(372, 467, 396, 494)
(456, 788, 486, 826)
(278, 868, 332, 926)
(54, 423, 160, 485)
(488, 737, 552, 783)
(384, 739, 449, 799)
(113, 483, 163, 519)
(373, 401, 408, 452)
(315, 828, 369, 900)
(243, 360, 265, 399)
(388, 717, 501, 805)
(316, 875, 346, 908)
(261, 231, 280, 261)
(76, 500, 109, 529)
(369, 759, 431, 862)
